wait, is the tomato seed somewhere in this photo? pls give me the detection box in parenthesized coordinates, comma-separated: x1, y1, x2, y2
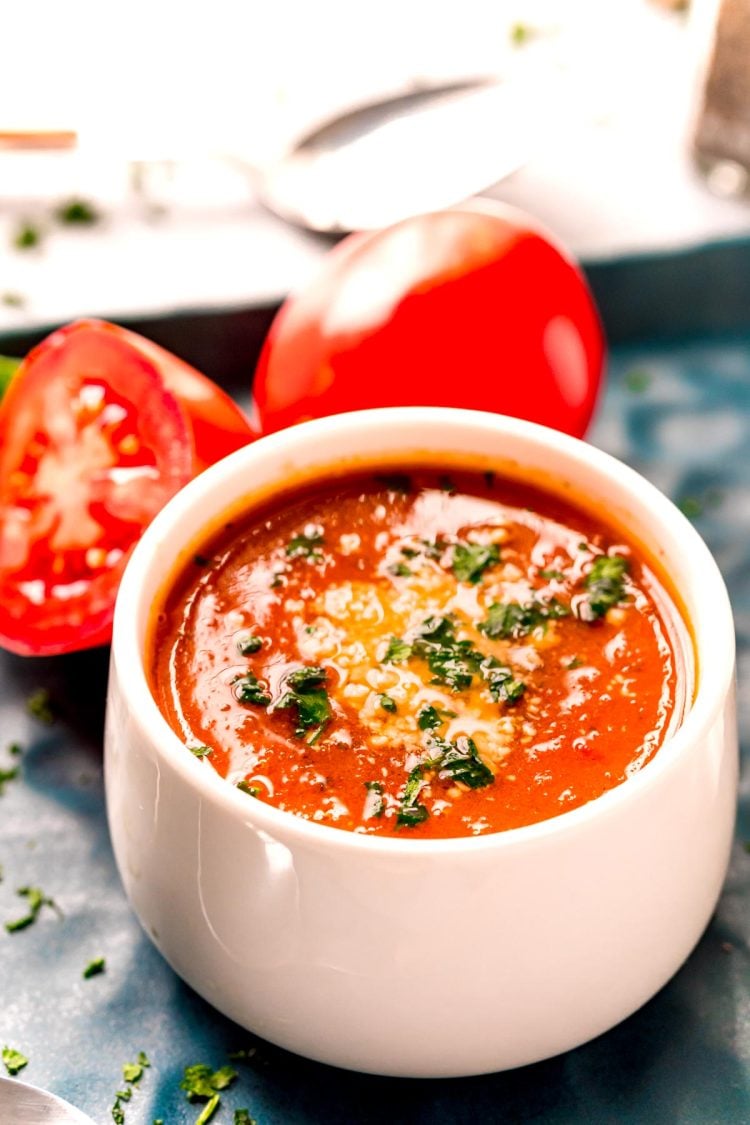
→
(118, 434, 140, 455)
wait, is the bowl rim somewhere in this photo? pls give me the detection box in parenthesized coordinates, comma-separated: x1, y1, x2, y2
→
(110, 406, 736, 856)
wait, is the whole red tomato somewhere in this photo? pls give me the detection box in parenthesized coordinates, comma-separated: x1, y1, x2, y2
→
(0, 320, 254, 656)
(252, 203, 604, 438)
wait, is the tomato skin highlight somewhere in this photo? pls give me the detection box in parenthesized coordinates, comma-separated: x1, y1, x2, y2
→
(0, 320, 255, 657)
(253, 205, 605, 439)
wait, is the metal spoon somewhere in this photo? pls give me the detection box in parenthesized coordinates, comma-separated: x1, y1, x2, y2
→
(255, 77, 540, 233)
(0, 1076, 96, 1123)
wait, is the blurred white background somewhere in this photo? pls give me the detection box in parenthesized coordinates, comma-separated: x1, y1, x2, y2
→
(1, 0, 748, 329)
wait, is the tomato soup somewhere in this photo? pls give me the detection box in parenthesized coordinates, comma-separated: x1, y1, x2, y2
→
(149, 466, 692, 839)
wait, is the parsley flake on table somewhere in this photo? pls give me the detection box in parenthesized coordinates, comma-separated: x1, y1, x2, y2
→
(180, 1062, 238, 1125)
(12, 220, 43, 251)
(4, 885, 59, 932)
(54, 197, 101, 225)
(0, 765, 19, 796)
(26, 687, 54, 724)
(83, 956, 106, 979)
(1, 291, 25, 308)
(2, 1045, 28, 1075)
(624, 368, 652, 393)
(110, 1052, 150, 1123)
(235, 1111, 258, 1124)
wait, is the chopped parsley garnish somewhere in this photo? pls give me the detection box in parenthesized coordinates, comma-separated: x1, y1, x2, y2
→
(400, 546, 419, 559)
(567, 657, 583, 670)
(386, 615, 527, 702)
(233, 673, 271, 707)
(236, 633, 263, 655)
(237, 780, 260, 797)
(480, 598, 569, 639)
(379, 693, 397, 713)
(539, 568, 565, 580)
(396, 764, 432, 828)
(364, 780, 385, 819)
(383, 636, 413, 663)
(420, 537, 447, 560)
(13, 220, 43, 251)
(580, 555, 629, 620)
(55, 197, 100, 225)
(4, 885, 59, 932)
(83, 956, 106, 979)
(273, 666, 331, 743)
(376, 473, 412, 493)
(270, 571, 286, 588)
(396, 735, 494, 827)
(190, 745, 212, 758)
(26, 687, 54, 723)
(2, 1045, 28, 1075)
(429, 734, 494, 788)
(286, 525, 324, 560)
(411, 615, 479, 692)
(451, 541, 500, 584)
(482, 659, 526, 704)
(417, 704, 444, 730)
(388, 562, 413, 578)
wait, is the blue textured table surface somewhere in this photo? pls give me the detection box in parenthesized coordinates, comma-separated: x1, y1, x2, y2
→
(1, 283, 749, 1124)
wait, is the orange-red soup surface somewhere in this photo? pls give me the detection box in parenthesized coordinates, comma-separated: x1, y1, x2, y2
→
(149, 467, 691, 839)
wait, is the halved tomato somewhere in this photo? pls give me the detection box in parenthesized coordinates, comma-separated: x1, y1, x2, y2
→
(0, 320, 254, 656)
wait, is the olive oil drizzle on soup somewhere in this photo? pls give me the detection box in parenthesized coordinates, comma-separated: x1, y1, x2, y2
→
(149, 468, 689, 839)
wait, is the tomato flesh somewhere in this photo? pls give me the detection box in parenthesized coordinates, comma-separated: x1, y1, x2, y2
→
(0, 323, 192, 655)
(113, 324, 255, 473)
(253, 205, 605, 439)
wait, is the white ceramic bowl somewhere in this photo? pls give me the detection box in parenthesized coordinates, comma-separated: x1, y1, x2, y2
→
(104, 408, 738, 1078)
